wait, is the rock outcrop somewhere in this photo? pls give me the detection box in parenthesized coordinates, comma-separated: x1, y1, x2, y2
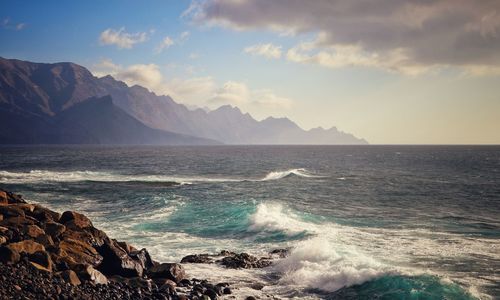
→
(0, 189, 234, 299)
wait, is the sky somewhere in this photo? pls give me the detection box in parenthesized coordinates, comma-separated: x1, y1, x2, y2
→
(1, 0, 499, 144)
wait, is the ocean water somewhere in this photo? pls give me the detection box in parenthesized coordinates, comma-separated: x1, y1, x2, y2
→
(0, 145, 499, 299)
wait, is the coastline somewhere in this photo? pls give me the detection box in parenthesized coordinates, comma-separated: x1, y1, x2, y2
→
(0, 188, 277, 300)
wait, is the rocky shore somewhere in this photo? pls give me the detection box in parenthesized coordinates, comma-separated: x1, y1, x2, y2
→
(0, 189, 284, 300)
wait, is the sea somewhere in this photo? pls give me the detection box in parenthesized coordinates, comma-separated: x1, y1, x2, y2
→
(0, 145, 499, 299)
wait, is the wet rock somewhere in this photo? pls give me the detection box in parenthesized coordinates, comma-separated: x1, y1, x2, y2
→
(220, 252, 272, 269)
(0, 236, 7, 245)
(0, 205, 26, 218)
(44, 221, 66, 238)
(59, 211, 93, 229)
(147, 263, 185, 283)
(130, 248, 156, 270)
(128, 277, 153, 291)
(28, 250, 53, 272)
(181, 254, 214, 264)
(23, 224, 45, 238)
(178, 278, 192, 287)
(74, 264, 108, 285)
(0, 246, 20, 264)
(204, 288, 218, 300)
(0, 216, 36, 227)
(269, 248, 289, 258)
(31, 205, 61, 222)
(250, 283, 264, 290)
(223, 287, 232, 294)
(0, 189, 26, 205)
(35, 234, 54, 247)
(7, 240, 45, 255)
(245, 297, 257, 300)
(57, 238, 103, 266)
(0, 190, 8, 205)
(96, 240, 143, 277)
(59, 270, 81, 286)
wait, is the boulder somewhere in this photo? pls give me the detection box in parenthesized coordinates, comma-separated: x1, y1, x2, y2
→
(96, 240, 143, 277)
(28, 250, 53, 272)
(0, 246, 20, 264)
(0, 191, 8, 205)
(74, 264, 108, 285)
(32, 205, 61, 223)
(43, 221, 66, 238)
(269, 248, 289, 258)
(61, 227, 109, 247)
(59, 270, 81, 286)
(219, 253, 272, 269)
(59, 211, 93, 229)
(130, 248, 156, 270)
(181, 254, 214, 264)
(0, 216, 36, 227)
(147, 263, 185, 283)
(128, 277, 153, 291)
(0, 189, 26, 204)
(57, 238, 103, 266)
(35, 234, 55, 247)
(23, 224, 45, 238)
(0, 236, 6, 244)
(0, 205, 25, 218)
(7, 240, 45, 255)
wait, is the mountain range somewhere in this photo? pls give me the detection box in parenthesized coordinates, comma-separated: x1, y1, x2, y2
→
(0, 57, 367, 145)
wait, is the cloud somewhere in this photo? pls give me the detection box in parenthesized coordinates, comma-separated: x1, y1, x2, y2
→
(2, 17, 26, 31)
(244, 43, 282, 59)
(179, 31, 190, 43)
(155, 36, 174, 53)
(92, 59, 292, 109)
(99, 27, 148, 49)
(92, 59, 215, 103)
(188, 0, 500, 75)
(210, 81, 293, 109)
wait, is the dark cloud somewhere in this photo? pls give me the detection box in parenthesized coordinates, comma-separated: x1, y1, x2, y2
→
(188, 0, 500, 72)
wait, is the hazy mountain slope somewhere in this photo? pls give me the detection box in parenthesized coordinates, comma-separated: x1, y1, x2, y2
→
(0, 57, 368, 144)
(0, 58, 218, 145)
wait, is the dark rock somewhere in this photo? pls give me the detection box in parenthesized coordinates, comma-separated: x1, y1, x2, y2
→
(96, 240, 143, 277)
(245, 297, 257, 300)
(74, 264, 108, 285)
(220, 252, 272, 269)
(0, 216, 36, 227)
(0, 205, 26, 218)
(59, 211, 93, 229)
(147, 263, 185, 283)
(178, 278, 192, 287)
(35, 234, 55, 247)
(0, 245, 20, 264)
(204, 288, 218, 300)
(269, 248, 289, 258)
(0, 236, 7, 245)
(250, 283, 264, 290)
(128, 277, 153, 291)
(7, 240, 45, 255)
(28, 250, 53, 272)
(59, 270, 81, 286)
(57, 238, 103, 266)
(0, 189, 26, 204)
(44, 221, 66, 238)
(23, 224, 45, 238)
(181, 254, 214, 264)
(130, 248, 156, 270)
(223, 287, 232, 294)
(31, 205, 61, 222)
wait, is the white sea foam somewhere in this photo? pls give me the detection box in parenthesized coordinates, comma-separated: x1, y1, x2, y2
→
(260, 168, 324, 181)
(0, 170, 240, 184)
(0, 168, 325, 185)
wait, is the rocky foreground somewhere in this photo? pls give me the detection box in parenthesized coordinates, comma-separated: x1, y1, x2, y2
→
(0, 189, 284, 299)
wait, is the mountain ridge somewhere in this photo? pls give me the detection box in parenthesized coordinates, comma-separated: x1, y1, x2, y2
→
(0, 57, 368, 145)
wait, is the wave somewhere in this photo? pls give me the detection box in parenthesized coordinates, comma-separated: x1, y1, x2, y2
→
(0, 170, 240, 185)
(0, 168, 325, 185)
(246, 203, 484, 298)
(260, 168, 325, 181)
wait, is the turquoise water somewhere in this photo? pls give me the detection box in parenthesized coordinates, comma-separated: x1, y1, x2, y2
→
(0, 145, 499, 299)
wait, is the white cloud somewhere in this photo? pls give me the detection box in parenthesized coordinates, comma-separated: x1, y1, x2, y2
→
(188, 0, 500, 75)
(155, 36, 174, 53)
(92, 59, 292, 110)
(2, 17, 26, 31)
(210, 81, 293, 109)
(189, 53, 200, 59)
(99, 28, 148, 49)
(179, 31, 190, 43)
(244, 43, 282, 59)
